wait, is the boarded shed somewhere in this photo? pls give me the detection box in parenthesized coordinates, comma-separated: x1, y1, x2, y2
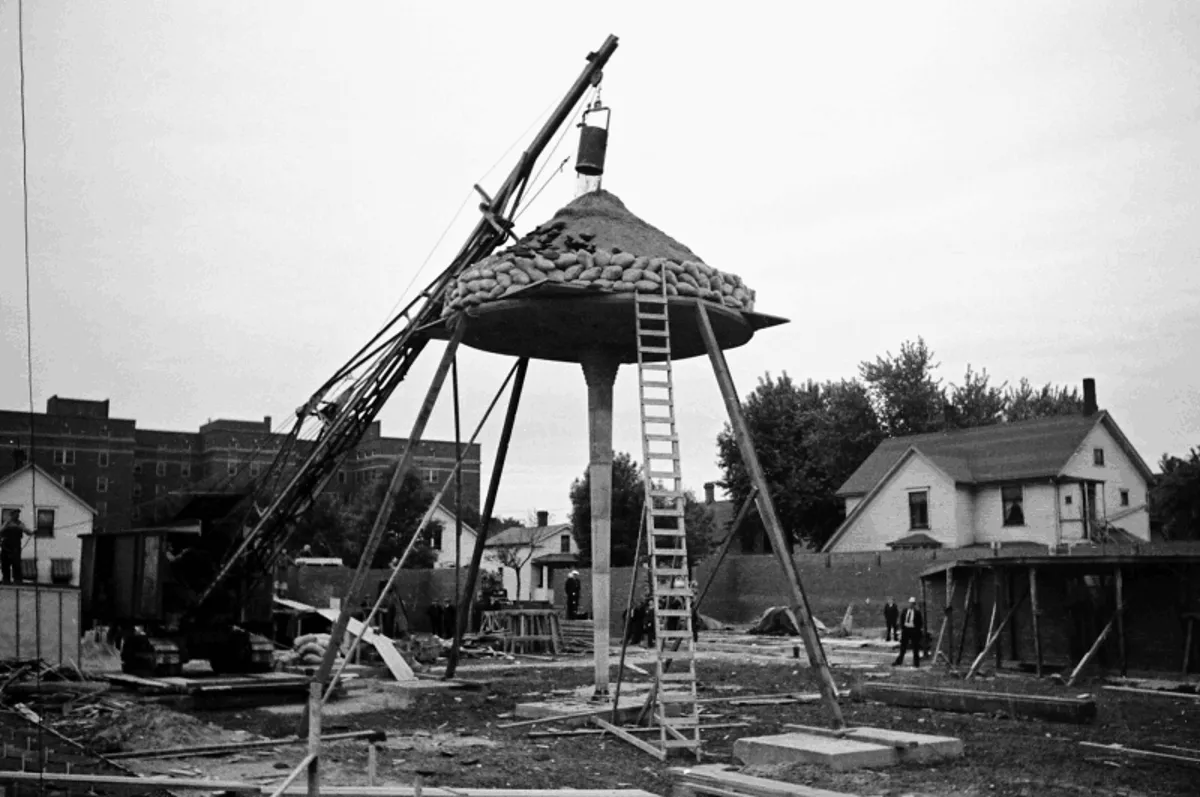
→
(920, 553, 1200, 678)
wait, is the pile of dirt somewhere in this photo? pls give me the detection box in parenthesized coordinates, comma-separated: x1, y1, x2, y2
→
(90, 704, 253, 753)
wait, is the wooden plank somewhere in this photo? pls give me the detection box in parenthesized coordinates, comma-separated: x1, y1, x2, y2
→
(696, 301, 844, 730)
(1184, 616, 1195, 678)
(107, 730, 385, 760)
(1115, 566, 1126, 677)
(1066, 612, 1116, 687)
(1101, 685, 1200, 701)
(527, 722, 749, 739)
(932, 570, 957, 668)
(670, 764, 860, 797)
(1030, 566, 1043, 677)
(858, 682, 1096, 724)
(966, 588, 1028, 679)
(592, 716, 666, 761)
(955, 571, 977, 665)
(1079, 741, 1200, 769)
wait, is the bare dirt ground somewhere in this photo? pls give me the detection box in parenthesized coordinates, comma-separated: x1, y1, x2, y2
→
(40, 638, 1200, 797)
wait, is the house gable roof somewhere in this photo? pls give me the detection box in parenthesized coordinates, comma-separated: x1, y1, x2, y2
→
(430, 502, 478, 539)
(822, 447, 943, 552)
(484, 522, 572, 548)
(0, 464, 96, 516)
(836, 412, 1149, 497)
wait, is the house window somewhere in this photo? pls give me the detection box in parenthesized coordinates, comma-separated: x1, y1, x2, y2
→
(97, 477, 108, 493)
(133, 462, 143, 474)
(1120, 489, 1130, 507)
(1001, 484, 1025, 526)
(60, 474, 74, 490)
(1093, 448, 1105, 466)
(425, 469, 439, 484)
(560, 534, 571, 554)
(98, 451, 109, 467)
(424, 525, 443, 550)
(156, 462, 167, 477)
(1064, 495, 1073, 506)
(35, 508, 55, 537)
(536, 567, 545, 589)
(181, 463, 190, 477)
(907, 491, 929, 530)
(250, 463, 261, 477)
(227, 463, 237, 476)
(53, 449, 75, 466)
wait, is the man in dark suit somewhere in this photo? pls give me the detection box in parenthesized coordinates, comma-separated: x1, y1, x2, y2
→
(893, 596, 924, 667)
(883, 597, 899, 642)
(564, 570, 582, 619)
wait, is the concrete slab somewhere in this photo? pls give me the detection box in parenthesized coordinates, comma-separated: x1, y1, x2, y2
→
(514, 694, 647, 726)
(784, 724, 963, 764)
(734, 732, 895, 771)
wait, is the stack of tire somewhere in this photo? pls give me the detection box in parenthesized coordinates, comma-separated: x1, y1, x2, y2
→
(441, 221, 755, 317)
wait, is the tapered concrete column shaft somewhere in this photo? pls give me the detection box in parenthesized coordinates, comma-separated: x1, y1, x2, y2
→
(581, 353, 619, 698)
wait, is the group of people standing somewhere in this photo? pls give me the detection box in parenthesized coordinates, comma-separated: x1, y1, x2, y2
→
(883, 595, 925, 667)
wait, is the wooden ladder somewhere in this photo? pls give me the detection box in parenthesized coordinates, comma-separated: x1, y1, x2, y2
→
(634, 282, 702, 760)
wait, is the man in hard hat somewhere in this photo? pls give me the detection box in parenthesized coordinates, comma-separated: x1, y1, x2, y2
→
(892, 597, 924, 668)
(564, 569, 582, 620)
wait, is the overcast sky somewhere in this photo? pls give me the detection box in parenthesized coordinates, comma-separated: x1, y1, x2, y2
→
(2, 2, 1198, 523)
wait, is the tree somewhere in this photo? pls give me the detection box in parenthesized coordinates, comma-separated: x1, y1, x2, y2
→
(490, 527, 540, 600)
(1003, 378, 1084, 422)
(859, 337, 943, 437)
(569, 452, 713, 568)
(1153, 447, 1200, 540)
(946, 365, 1007, 429)
(716, 373, 883, 551)
(289, 470, 442, 569)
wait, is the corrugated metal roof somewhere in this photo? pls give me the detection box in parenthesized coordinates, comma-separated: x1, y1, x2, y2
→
(837, 413, 1104, 497)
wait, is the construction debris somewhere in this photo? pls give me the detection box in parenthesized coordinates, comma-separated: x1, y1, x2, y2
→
(857, 682, 1097, 724)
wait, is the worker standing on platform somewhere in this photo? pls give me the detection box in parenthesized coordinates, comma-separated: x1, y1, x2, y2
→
(1, 510, 32, 583)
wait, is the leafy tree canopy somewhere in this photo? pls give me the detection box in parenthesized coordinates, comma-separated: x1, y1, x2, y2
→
(1153, 447, 1200, 541)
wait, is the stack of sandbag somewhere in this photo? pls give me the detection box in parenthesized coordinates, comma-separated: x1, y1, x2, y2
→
(292, 633, 334, 665)
(442, 232, 756, 317)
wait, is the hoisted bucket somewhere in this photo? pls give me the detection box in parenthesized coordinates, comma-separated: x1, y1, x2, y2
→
(575, 101, 611, 177)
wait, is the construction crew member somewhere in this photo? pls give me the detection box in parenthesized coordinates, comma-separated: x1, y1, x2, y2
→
(883, 596, 900, 642)
(1, 510, 32, 583)
(564, 569, 581, 619)
(892, 597, 924, 668)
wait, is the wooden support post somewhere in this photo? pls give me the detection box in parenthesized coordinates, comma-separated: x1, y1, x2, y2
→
(1116, 566, 1126, 676)
(1184, 616, 1195, 680)
(966, 591, 1000, 680)
(1030, 566, 1043, 677)
(301, 325, 464, 736)
(955, 570, 977, 665)
(697, 301, 844, 729)
(1066, 611, 1117, 687)
(581, 353, 620, 699)
(932, 570, 957, 667)
(994, 571, 1004, 671)
(1009, 571, 1020, 663)
(447, 358, 529, 678)
(367, 743, 378, 787)
(307, 681, 321, 797)
(452, 357, 463, 603)
(964, 588, 1028, 680)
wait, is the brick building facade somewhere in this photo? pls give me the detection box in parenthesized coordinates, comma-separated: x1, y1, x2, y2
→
(0, 396, 481, 533)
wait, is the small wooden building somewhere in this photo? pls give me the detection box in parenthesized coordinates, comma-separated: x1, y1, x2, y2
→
(919, 553, 1200, 678)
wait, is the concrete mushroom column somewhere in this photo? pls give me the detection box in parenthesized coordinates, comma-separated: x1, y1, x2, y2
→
(581, 352, 619, 699)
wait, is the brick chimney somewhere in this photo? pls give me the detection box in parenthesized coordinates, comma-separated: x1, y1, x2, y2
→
(1083, 378, 1097, 416)
(263, 415, 272, 431)
(536, 510, 549, 527)
(703, 482, 715, 505)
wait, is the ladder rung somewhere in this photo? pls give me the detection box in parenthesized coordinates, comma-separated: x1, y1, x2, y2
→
(656, 714, 700, 728)
(640, 380, 672, 390)
(637, 294, 668, 304)
(638, 328, 669, 338)
(660, 671, 695, 682)
(640, 346, 671, 354)
(650, 507, 684, 517)
(657, 647, 694, 659)
(656, 587, 693, 597)
(653, 567, 690, 578)
(650, 530, 686, 539)
(650, 548, 684, 558)
(637, 311, 667, 320)
(655, 608, 692, 617)
(641, 398, 673, 406)
(648, 469, 681, 479)
(644, 433, 678, 442)
(640, 362, 670, 370)
(657, 629, 694, 639)
(657, 691, 697, 704)
(649, 488, 683, 497)
(662, 738, 702, 749)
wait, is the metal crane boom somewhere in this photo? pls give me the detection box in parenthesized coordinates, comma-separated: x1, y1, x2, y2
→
(195, 34, 620, 614)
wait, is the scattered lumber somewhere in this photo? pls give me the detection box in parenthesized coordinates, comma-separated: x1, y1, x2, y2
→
(1101, 685, 1200, 701)
(670, 764, 859, 797)
(591, 715, 666, 761)
(857, 682, 1096, 724)
(106, 730, 386, 760)
(527, 722, 749, 739)
(1079, 741, 1200, 769)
